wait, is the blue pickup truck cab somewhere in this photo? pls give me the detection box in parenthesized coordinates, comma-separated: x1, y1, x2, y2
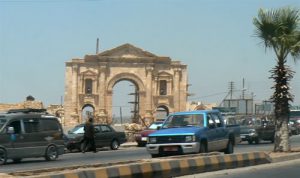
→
(146, 110, 236, 158)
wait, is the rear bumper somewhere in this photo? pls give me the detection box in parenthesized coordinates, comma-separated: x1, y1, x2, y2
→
(240, 134, 256, 141)
(146, 142, 200, 155)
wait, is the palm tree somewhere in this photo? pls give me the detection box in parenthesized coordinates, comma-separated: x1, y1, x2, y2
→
(253, 7, 300, 152)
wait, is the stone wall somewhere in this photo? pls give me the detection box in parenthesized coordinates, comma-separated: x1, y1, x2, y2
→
(0, 101, 44, 112)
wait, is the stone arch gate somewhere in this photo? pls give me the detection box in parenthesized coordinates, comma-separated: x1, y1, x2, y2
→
(64, 43, 188, 126)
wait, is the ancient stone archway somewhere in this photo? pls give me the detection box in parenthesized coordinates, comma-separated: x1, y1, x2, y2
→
(154, 105, 170, 120)
(64, 43, 188, 126)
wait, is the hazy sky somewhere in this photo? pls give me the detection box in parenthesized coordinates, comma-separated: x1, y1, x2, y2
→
(1, 0, 300, 117)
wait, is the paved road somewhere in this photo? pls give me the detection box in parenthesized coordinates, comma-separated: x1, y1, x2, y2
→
(1, 135, 300, 174)
(178, 157, 300, 178)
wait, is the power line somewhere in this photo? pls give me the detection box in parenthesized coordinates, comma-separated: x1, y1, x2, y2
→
(188, 91, 228, 101)
(0, 0, 103, 3)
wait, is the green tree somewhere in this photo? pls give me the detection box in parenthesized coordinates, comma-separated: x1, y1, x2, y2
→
(253, 7, 300, 152)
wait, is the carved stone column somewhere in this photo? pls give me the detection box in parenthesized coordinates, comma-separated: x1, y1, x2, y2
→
(145, 65, 154, 121)
(173, 68, 181, 111)
(98, 65, 108, 123)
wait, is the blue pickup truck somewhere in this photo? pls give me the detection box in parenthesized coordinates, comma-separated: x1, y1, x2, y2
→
(146, 110, 236, 158)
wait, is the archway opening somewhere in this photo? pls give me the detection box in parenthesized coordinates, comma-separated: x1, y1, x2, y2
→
(112, 80, 139, 125)
(82, 104, 95, 123)
(154, 105, 169, 120)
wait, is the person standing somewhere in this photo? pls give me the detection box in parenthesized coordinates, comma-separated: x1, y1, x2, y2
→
(82, 117, 97, 153)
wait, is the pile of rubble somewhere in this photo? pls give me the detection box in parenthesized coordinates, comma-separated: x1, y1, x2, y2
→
(124, 123, 144, 142)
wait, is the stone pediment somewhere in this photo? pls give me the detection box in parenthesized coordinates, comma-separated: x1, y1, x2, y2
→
(158, 71, 172, 77)
(81, 70, 97, 76)
(98, 43, 157, 58)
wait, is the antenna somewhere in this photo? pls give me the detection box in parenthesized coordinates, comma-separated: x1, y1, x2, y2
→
(96, 38, 99, 54)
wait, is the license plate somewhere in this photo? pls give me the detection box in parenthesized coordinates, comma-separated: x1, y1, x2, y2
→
(163, 146, 178, 152)
(241, 135, 245, 139)
(141, 137, 147, 141)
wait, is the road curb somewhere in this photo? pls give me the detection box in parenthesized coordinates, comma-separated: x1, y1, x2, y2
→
(18, 152, 269, 178)
(268, 152, 300, 163)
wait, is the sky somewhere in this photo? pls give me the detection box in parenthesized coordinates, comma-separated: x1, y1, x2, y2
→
(1, 0, 300, 118)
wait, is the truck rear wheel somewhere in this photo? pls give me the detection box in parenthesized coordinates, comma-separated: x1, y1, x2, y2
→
(199, 142, 207, 153)
(254, 137, 260, 144)
(0, 148, 7, 165)
(224, 139, 234, 154)
(151, 154, 160, 158)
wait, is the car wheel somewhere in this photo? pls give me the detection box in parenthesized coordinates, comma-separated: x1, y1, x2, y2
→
(199, 142, 207, 153)
(0, 148, 7, 165)
(137, 142, 146, 147)
(45, 145, 58, 161)
(13, 158, 22, 163)
(248, 140, 253, 144)
(254, 137, 260, 144)
(224, 139, 234, 154)
(110, 140, 119, 150)
(151, 154, 160, 158)
(80, 142, 85, 152)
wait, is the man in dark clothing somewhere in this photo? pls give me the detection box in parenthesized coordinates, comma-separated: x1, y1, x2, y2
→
(82, 117, 97, 153)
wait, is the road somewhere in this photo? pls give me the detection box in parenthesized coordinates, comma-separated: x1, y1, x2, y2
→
(1, 135, 300, 174)
(178, 157, 300, 178)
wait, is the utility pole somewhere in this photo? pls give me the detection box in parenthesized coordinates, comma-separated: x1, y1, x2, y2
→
(228, 81, 235, 108)
(60, 96, 63, 106)
(96, 38, 99, 54)
(119, 107, 123, 124)
(229, 81, 234, 100)
(242, 78, 245, 99)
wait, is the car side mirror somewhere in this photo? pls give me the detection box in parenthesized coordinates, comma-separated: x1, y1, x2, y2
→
(7, 127, 15, 134)
(157, 126, 161, 130)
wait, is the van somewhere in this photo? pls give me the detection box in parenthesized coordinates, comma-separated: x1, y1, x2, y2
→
(0, 108, 65, 164)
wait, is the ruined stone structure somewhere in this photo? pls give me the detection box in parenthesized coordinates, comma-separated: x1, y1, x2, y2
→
(0, 100, 44, 112)
(64, 44, 188, 126)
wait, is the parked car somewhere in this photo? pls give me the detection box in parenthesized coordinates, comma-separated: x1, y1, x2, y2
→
(289, 110, 300, 135)
(289, 120, 299, 135)
(0, 108, 65, 165)
(224, 116, 241, 143)
(65, 124, 126, 152)
(146, 110, 237, 158)
(135, 121, 164, 147)
(240, 117, 275, 144)
(289, 118, 300, 135)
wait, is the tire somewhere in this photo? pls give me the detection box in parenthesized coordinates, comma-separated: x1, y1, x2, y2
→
(199, 142, 207, 153)
(224, 139, 234, 154)
(151, 154, 160, 158)
(254, 137, 260, 144)
(137, 142, 146, 147)
(45, 145, 58, 161)
(13, 158, 22, 163)
(0, 148, 7, 165)
(80, 142, 86, 152)
(248, 140, 253, 144)
(110, 139, 120, 150)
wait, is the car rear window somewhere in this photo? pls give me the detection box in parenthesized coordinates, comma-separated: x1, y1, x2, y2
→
(24, 118, 40, 133)
(40, 119, 61, 131)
